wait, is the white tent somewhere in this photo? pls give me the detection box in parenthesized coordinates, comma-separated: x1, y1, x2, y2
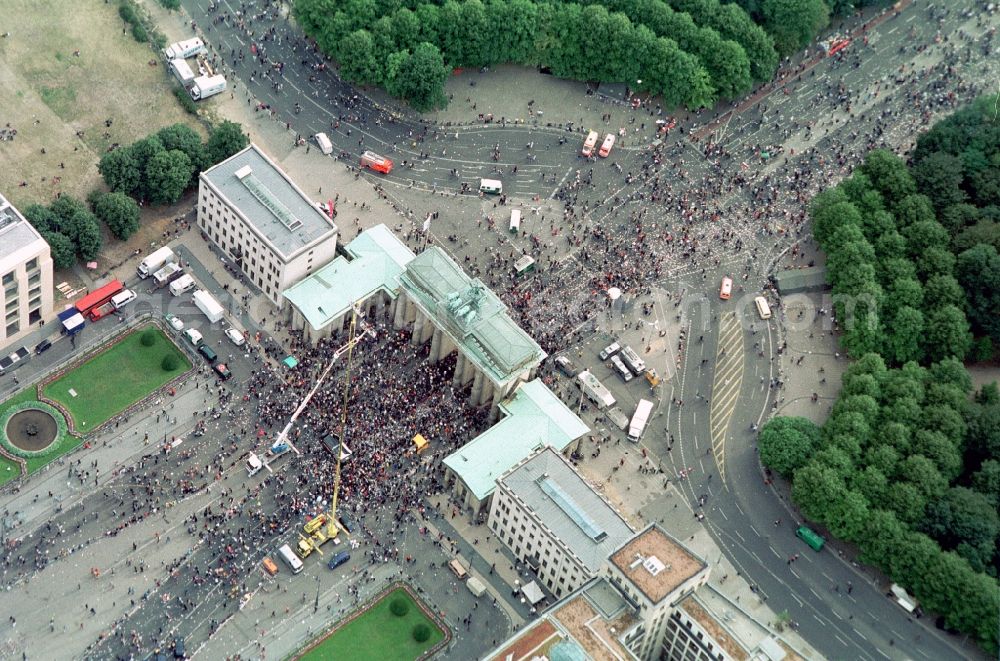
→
(521, 580, 545, 606)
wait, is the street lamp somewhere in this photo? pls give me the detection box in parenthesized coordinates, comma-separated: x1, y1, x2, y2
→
(314, 574, 321, 613)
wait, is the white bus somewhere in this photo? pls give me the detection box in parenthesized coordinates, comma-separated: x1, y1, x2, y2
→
(581, 131, 599, 157)
(479, 178, 502, 195)
(754, 296, 772, 319)
(277, 543, 304, 574)
(628, 399, 654, 442)
(509, 209, 521, 233)
(598, 133, 615, 157)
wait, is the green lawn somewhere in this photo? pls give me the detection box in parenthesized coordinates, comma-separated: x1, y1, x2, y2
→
(42, 325, 191, 431)
(298, 588, 445, 661)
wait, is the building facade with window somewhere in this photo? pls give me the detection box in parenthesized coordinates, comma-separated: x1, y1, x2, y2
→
(197, 144, 338, 305)
(0, 193, 53, 350)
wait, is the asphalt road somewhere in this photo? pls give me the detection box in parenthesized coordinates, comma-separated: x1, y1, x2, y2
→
(176, 0, 996, 659)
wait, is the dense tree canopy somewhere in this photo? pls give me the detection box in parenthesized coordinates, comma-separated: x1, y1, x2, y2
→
(295, 0, 781, 110)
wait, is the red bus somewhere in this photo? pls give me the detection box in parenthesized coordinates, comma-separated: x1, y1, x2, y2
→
(75, 280, 124, 317)
(360, 151, 393, 174)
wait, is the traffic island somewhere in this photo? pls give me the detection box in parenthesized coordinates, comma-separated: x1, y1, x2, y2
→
(0, 394, 79, 488)
(291, 583, 449, 661)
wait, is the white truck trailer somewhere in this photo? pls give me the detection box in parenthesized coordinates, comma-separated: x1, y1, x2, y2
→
(577, 370, 616, 409)
(192, 289, 224, 323)
(164, 38, 206, 59)
(190, 74, 226, 101)
(137, 246, 177, 279)
(628, 399, 654, 442)
(169, 58, 196, 86)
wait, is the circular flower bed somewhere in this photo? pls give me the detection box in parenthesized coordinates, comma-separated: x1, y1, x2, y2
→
(0, 401, 69, 458)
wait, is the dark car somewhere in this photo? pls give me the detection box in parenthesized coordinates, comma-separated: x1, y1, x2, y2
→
(337, 513, 354, 534)
(327, 550, 350, 570)
(172, 637, 185, 658)
(198, 343, 217, 363)
(34, 339, 52, 355)
(213, 363, 232, 380)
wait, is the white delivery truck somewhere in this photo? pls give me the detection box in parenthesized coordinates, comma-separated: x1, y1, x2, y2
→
(164, 38, 206, 59)
(152, 262, 184, 288)
(190, 74, 227, 101)
(314, 132, 333, 155)
(577, 370, 616, 409)
(169, 274, 196, 296)
(467, 575, 488, 598)
(169, 58, 196, 86)
(137, 246, 177, 278)
(192, 289, 224, 323)
(246, 452, 263, 477)
(628, 399, 654, 442)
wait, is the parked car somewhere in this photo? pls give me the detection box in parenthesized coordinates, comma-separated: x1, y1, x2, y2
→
(183, 329, 202, 346)
(198, 343, 218, 363)
(34, 339, 52, 355)
(554, 355, 577, 377)
(327, 551, 350, 570)
(337, 513, 354, 534)
(213, 363, 232, 380)
(599, 341, 621, 361)
(225, 327, 246, 347)
(165, 313, 184, 332)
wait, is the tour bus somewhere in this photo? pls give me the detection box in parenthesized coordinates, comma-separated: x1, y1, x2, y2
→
(479, 178, 503, 195)
(581, 131, 599, 157)
(795, 525, 825, 552)
(509, 209, 522, 234)
(598, 133, 615, 158)
(719, 276, 733, 300)
(754, 296, 772, 319)
(277, 543, 304, 573)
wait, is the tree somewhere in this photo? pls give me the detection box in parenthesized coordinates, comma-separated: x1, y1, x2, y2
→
(412, 623, 431, 642)
(98, 147, 142, 196)
(912, 152, 967, 212)
(923, 274, 965, 310)
(757, 416, 821, 477)
(971, 460, 1000, 506)
(915, 246, 956, 281)
(884, 306, 924, 365)
(206, 121, 248, 165)
(899, 455, 947, 501)
(903, 219, 950, 260)
(792, 461, 846, 524)
(390, 597, 410, 616)
(894, 194, 937, 229)
(141, 328, 158, 346)
(883, 480, 926, 526)
(922, 487, 999, 572)
(385, 42, 448, 112)
(146, 150, 194, 205)
(90, 191, 141, 240)
(41, 231, 75, 269)
(337, 30, 382, 84)
(956, 244, 1000, 343)
(760, 0, 828, 56)
(157, 124, 208, 180)
(860, 149, 916, 208)
(162, 354, 180, 371)
(129, 136, 167, 201)
(923, 305, 972, 362)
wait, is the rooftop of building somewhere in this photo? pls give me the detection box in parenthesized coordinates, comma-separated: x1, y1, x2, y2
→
(678, 587, 807, 661)
(499, 447, 634, 574)
(0, 194, 46, 263)
(282, 224, 414, 330)
(608, 524, 707, 605)
(398, 247, 545, 385)
(200, 144, 336, 259)
(443, 379, 589, 501)
(484, 578, 639, 661)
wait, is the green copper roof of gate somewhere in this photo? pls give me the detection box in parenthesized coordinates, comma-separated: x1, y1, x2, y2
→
(282, 224, 414, 330)
(399, 247, 546, 385)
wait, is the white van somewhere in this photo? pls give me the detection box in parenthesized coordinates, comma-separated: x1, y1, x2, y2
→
(479, 179, 502, 195)
(509, 209, 521, 233)
(754, 296, 772, 320)
(111, 289, 137, 311)
(277, 544, 304, 574)
(245, 452, 263, 477)
(170, 274, 196, 296)
(610, 355, 633, 382)
(314, 132, 333, 155)
(225, 327, 246, 347)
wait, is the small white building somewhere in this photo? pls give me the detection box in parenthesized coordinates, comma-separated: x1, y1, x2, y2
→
(197, 144, 338, 305)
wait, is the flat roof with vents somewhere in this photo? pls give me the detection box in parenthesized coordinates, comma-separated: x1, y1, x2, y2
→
(494, 447, 633, 574)
(200, 144, 336, 259)
(0, 193, 47, 262)
(609, 525, 707, 605)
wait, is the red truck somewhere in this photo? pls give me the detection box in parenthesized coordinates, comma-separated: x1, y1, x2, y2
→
(360, 151, 393, 174)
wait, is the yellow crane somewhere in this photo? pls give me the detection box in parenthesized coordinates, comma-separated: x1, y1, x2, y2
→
(297, 306, 366, 558)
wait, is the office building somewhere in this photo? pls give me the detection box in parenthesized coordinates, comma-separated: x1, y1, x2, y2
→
(198, 144, 338, 305)
(0, 193, 53, 349)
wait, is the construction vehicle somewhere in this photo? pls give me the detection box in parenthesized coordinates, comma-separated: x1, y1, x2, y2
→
(297, 513, 340, 557)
